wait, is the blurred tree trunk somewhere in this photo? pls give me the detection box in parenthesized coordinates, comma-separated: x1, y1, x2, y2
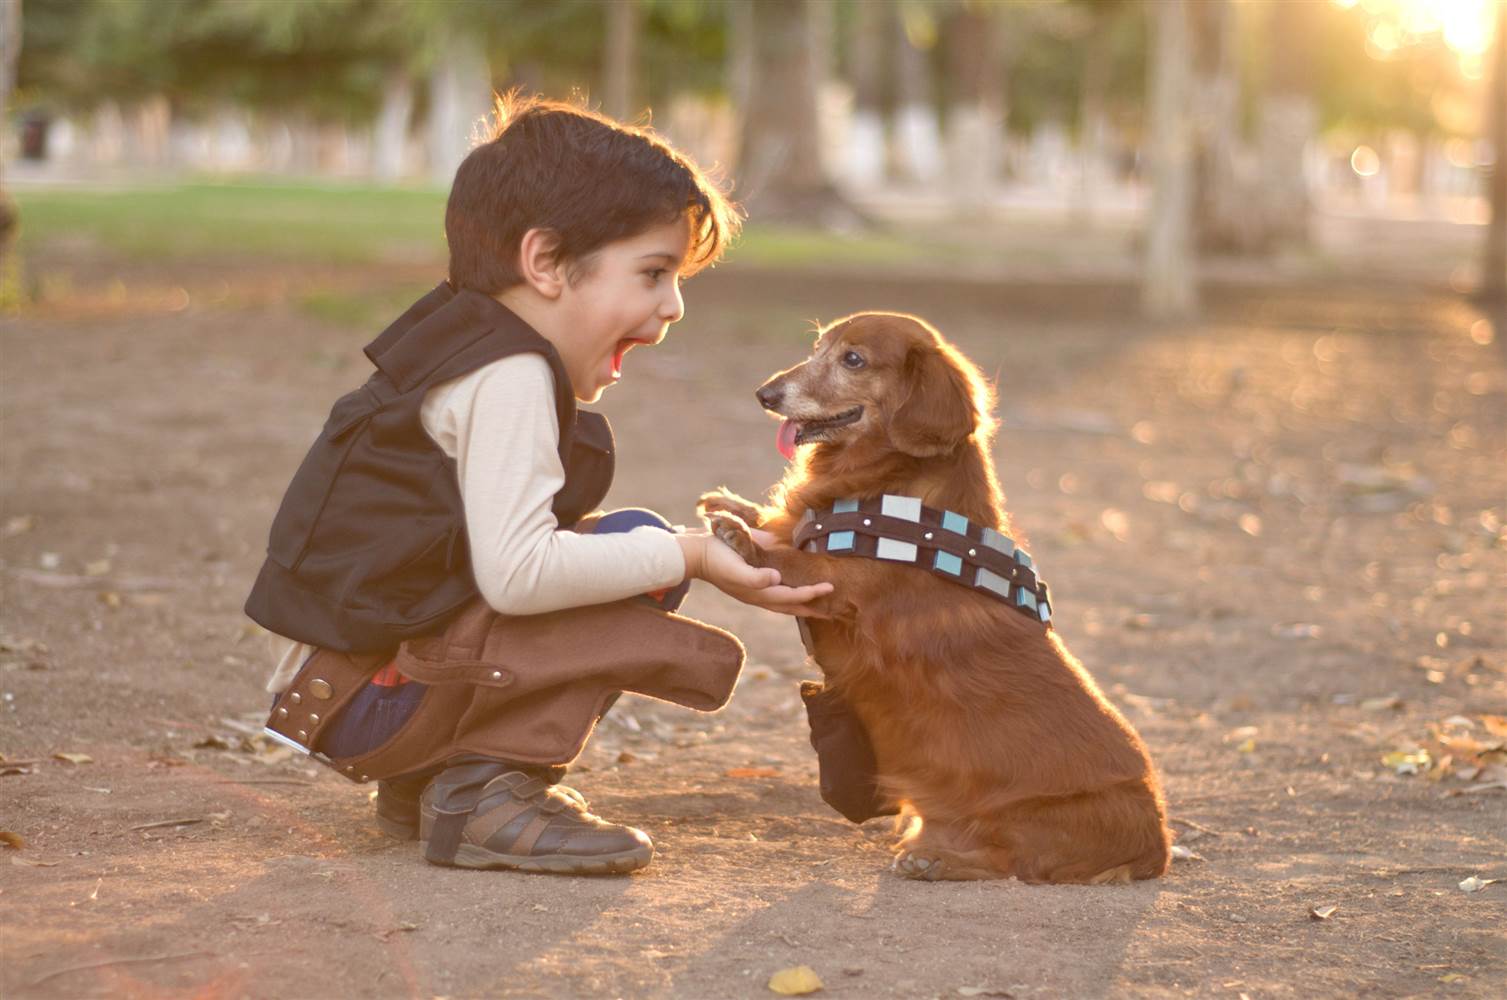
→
(843, 0, 886, 190)
(372, 69, 414, 184)
(893, 2, 942, 185)
(1, 0, 20, 250)
(736, 0, 858, 226)
(943, 3, 1002, 212)
(1257, 0, 1316, 248)
(428, 28, 491, 186)
(1074, 6, 1114, 224)
(1142, 0, 1198, 320)
(602, 0, 639, 122)
(1191, 0, 1261, 253)
(1482, 5, 1506, 303)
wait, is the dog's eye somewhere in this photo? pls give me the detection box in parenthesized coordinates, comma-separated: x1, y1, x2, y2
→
(841, 350, 866, 370)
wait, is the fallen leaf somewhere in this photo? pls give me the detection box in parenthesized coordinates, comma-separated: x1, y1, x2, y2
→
(957, 988, 1014, 998)
(1361, 695, 1403, 712)
(99, 591, 122, 609)
(1382, 749, 1431, 775)
(1309, 905, 1338, 920)
(0, 830, 24, 849)
(727, 767, 780, 778)
(193, 736, 233, 750)
(1440, 972, 1468, 983)
(12, 856, 60, 867)
(768, 965, 823, 995)
(52, 752, 93, 765)
(1458, 876, 1501, 893)
(616, 751, 638, 764)
(84, 559, 112, 577)
(3, 515, 35, 537)
(1170, 845, 1205, 862)
(1481, 715, 1507, 739)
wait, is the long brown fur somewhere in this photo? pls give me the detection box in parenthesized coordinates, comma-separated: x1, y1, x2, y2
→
(699, 312, 1171, 884)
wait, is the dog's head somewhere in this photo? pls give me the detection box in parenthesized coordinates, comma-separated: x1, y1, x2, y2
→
(758, 312, 994, 459)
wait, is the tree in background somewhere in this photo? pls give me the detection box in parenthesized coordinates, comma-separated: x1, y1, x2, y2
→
(1, 0, 18, 252)
(736, 0, 856, 227)
(1483, 3, 1506, 304)
(942, 0, 1004, 212)
(1141, 0, 1197, 320)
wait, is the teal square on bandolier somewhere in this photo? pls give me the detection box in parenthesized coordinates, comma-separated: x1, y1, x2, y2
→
(941, 510, 969, 536)
(1038, 600, 1052, 623)
(827, 531, 855, 551)
(1017, 589, 1038, 611)
(1016, 549, 1034, 569)
(832, 499, 860, 514)
(934, 550, 964, 575)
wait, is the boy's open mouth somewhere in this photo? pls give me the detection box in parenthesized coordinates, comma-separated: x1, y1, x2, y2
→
(776, 406, 863, 459)
(611, 338, 648, 380)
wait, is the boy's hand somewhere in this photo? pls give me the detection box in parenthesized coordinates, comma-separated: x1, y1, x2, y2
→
(676, 532, 834, 618)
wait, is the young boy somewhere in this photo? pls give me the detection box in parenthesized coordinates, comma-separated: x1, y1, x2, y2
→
(246, 95, 830, 875)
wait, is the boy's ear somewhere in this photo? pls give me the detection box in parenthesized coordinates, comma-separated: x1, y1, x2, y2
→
(517, 228, 566, 299)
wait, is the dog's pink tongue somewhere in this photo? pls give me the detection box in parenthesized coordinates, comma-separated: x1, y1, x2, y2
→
(776, 419, 799, 461)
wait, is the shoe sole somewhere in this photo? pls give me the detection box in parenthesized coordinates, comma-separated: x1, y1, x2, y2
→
(424, 840, 653, 875)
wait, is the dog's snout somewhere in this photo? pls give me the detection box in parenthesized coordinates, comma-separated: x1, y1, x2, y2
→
(756, 382, 784, 411)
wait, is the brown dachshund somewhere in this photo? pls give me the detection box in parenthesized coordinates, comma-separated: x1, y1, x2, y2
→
(700, 312, 1171, 884)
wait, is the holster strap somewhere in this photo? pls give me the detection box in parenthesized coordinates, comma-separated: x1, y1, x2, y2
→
(264, 649, 390, 763)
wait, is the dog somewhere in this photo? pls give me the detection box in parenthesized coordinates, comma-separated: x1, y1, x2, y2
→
(699, 312, 1171, 884)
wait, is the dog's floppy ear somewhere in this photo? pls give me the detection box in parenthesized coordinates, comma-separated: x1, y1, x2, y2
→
(890, 344, 977, 457)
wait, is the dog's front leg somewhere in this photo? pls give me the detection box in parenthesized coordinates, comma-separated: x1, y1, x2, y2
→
(705, 512, 855, 619)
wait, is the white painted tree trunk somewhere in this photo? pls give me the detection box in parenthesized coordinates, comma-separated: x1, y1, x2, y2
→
(842, 0, 885, 190)
(893, 9, 942, 186)
(428, 31, 492, 187)
(1142, 0, 1198, 320)
(372, 70, 414, 184)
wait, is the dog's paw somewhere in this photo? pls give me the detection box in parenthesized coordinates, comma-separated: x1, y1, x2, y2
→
(706, 511, 763, 565)
(893, 851, 946, 882)
(697, 488, 761, 526)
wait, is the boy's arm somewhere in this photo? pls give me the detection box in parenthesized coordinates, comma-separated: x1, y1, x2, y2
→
(425, 355, 686, 615)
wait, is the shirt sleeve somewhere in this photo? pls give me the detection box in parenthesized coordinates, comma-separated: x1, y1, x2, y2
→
(420, 353, 687, 616)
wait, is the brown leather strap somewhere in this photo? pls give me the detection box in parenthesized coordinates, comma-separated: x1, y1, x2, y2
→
(265, 649, 389, 760)
(464, 797, 533, 846)
(791, 497, 1052, 624)
(509, 811, 554, 856)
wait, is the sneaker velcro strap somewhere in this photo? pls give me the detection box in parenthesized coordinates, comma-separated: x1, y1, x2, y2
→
(508, 812, 555, 856)
(463, 796, 535, 846)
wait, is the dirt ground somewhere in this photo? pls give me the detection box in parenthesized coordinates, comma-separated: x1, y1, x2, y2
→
(1, 243, 1504, 999)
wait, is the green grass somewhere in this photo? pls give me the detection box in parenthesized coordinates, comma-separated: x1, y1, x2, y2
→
(14, 181, 449, 265)
(13, 180, 951, 271)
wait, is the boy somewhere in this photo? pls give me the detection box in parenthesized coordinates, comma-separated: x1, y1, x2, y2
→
(246, 95, 831, 875)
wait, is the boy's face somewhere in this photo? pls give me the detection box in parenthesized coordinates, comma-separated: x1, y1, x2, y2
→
(553, 217, 690, 404)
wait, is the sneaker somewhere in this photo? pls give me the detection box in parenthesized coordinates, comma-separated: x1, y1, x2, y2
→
(419, 770, 653, 874)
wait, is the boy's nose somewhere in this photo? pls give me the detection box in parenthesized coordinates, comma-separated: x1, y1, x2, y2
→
(661, 282, 685, 323)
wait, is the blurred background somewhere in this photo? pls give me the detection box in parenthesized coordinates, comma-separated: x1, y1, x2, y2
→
(1, 0, 1503, 315)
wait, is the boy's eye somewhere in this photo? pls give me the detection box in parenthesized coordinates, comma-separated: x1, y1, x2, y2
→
(841, 350, 866, 370)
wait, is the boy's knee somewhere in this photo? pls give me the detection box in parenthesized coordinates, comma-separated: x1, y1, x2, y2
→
(589, 508, 673, 535)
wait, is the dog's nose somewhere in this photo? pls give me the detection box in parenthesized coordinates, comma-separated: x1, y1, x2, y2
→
(756, 383, 784, 411)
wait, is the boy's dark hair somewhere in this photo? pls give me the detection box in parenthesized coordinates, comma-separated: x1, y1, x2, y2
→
(446, 93, 741, 293)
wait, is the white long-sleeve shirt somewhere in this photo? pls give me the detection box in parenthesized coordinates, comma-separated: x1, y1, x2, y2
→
(264, 352, 686, 692)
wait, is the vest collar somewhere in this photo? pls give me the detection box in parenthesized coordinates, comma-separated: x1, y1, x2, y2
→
(792, 494, 1052, 625)
(364, 283, 558, 395)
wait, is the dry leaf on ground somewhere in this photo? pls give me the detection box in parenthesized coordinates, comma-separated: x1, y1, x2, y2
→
(0, 830, 25, 849)
(1458, 876, 1500, 893)
(52, 752, 94, 765)
(728, 767, 780, 778)
(1309, 905, 1338, 920)
(768, 965, 824, 995)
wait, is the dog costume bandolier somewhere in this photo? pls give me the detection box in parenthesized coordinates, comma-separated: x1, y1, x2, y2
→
(245, 283, 743, 784)
(791, 495, 1053, 825)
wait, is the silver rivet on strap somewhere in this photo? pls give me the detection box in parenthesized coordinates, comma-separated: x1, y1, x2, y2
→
(814, 524, 823, 531)
(309, 678, 334, 700)
(277, 707, 288, 719)
(297, 730, 308, 741)
(308, 713, 320, 724)
(863, 518, 872, 526)
(289, 692, 302, 705)
(491, 670, 503, 680)
(968, 548, 977, 557)
(360, 774, 368, 782)
(924, 531, 933, 540)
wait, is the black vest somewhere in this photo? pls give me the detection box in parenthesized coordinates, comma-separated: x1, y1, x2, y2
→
(244, 283, 615, 652)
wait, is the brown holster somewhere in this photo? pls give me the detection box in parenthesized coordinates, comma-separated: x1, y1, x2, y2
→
(264, 597, 745, 782)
